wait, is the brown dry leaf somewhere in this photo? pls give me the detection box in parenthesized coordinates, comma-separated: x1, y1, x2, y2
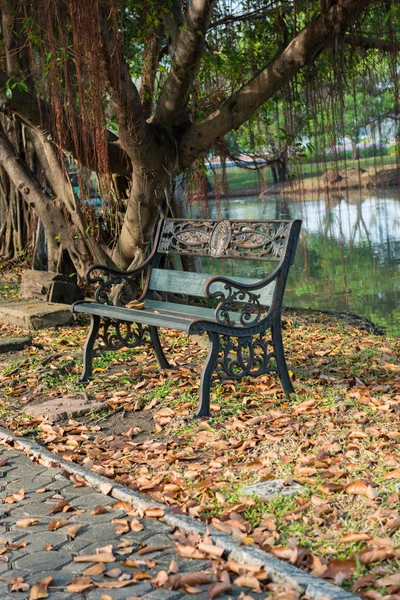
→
(174, 543, 206, 559)
(386, 517, 400, 532)
(43, 544, 53, 551)
(105, 567, 122, 579)
(144, 507, 164, 518)
(323, 558, 357, 581)
(168, 559, 179, 574)
(352, 575, 376, 592)
(4, 488, 25, 504)
(345, 480, 378, 499)
(47, 519, 70, 531)
(99, 482, 113, 496)
(130, 518, 144, 532)
(358, 547, 394, 564)
(113, 501, 134, 511)
(67, 525, 83, 539)
(94, 579, 136, 589)
(50, 499, 70, 514)
(179, 572, 214, 587)
(153, 570, 169, 587)
(29, 576, 52, 599)
(226, 560, 264, 574)
(133, 572, 152, 581)
(74, 552, 115, 563)
(100, 596, 114, 600)
(91, 505, 108, 515)
(66, 576, 94, 593)
(16, 518, 39, 528)
(197, 542, 224, 557)
(384, 469, 400, 480)
(208, 581, 233, 600)
(375, 574, 400, 587)
(9, 576, 30, 592)
(84, 563, 106, 576)
(339, 533, 371, 543)
(234, 574, 262, 592)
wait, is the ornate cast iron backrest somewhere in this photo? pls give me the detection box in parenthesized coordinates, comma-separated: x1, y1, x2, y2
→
(157, 219, 294, 262)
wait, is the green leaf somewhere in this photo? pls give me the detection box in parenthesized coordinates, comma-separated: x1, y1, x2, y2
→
(5, 88, 12, 99)
(17, 82, 28, 93)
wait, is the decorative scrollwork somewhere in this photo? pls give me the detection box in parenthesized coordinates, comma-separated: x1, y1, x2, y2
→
(207, 281, 263, 327)
(86, 266, 139, 306)
(217, 334, 276, 380)
(98, 318, 150, 350)
(158, 219, 291, 261)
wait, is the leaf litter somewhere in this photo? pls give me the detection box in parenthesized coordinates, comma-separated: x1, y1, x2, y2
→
(0, 306, 400, 596)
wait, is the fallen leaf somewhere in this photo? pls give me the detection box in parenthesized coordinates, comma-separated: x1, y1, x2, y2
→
(74, 552, 115, 563)
(91, 505, 108, 515)
(4, 488, 25, 503)
(144, 507, 164, 518)
(130, 518, 144, 532)
(67, 525, 83, 539)
(29, 576, 52, 599)
(105, 568, 122, 578)
(16, 518, 39, 528)
(94, 579, 136, 589)
(66, 576, 94, 593)
(84, 563, 106, 576)
(99, 482, 113, 496)
(208, 581, 232, 599)
(50, 499, 70, 514)
(234, 574, 262, 592)
(375, 573, 400, 587)
(339, 533, 371, 543)
(345, 480, 377, 499)
(9, 576, 30, 592)
(47, 519, 70, 531)
(197, 542, 224, 557)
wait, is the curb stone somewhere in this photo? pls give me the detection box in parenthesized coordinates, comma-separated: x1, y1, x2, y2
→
(0, 426, 355, 600)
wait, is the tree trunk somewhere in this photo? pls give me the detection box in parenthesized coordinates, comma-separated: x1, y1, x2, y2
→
(350, 138, 360, 160)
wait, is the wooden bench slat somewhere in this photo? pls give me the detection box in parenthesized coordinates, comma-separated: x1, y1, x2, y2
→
(74, 302, 194, 332)
(149, 268, 275, 305)
(145, 299, 244, 323)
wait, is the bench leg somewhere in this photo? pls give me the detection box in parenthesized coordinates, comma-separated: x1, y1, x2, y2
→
(271, 318, 294, 396)
(80, 314, 100, 383)
(149, 326, 172, 369)
(195, 331, 220, 418)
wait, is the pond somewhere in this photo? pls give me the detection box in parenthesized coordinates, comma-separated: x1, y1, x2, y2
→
(189, 189, 400, 337)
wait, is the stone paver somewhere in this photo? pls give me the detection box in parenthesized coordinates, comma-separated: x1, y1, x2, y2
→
(0, 301, 73, 330)
(0, 448, 272, 600)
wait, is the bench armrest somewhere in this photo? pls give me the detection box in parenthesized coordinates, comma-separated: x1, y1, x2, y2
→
(203, 267, 281, 327)
(86, 257, 153, 305)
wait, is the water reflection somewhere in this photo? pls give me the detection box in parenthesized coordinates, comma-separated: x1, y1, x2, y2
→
(189, 191, 400, 337)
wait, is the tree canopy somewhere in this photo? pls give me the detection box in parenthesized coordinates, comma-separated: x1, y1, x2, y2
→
(0, 0, 398, 274)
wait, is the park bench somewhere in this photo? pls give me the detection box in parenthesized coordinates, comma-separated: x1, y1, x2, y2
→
(73, 218, 302, 417)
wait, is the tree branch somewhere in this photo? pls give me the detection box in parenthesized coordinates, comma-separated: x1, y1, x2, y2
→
(159, 0, 183, 56)
(140, 28, 162, 120)
(155, 0, 216, 126)
(179, 0, 374, 168)
(344, 34, 400, 52)
(99, 5, 148, 159)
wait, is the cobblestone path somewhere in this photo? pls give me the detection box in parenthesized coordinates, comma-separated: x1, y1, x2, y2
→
(0, 447, 275, 600)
